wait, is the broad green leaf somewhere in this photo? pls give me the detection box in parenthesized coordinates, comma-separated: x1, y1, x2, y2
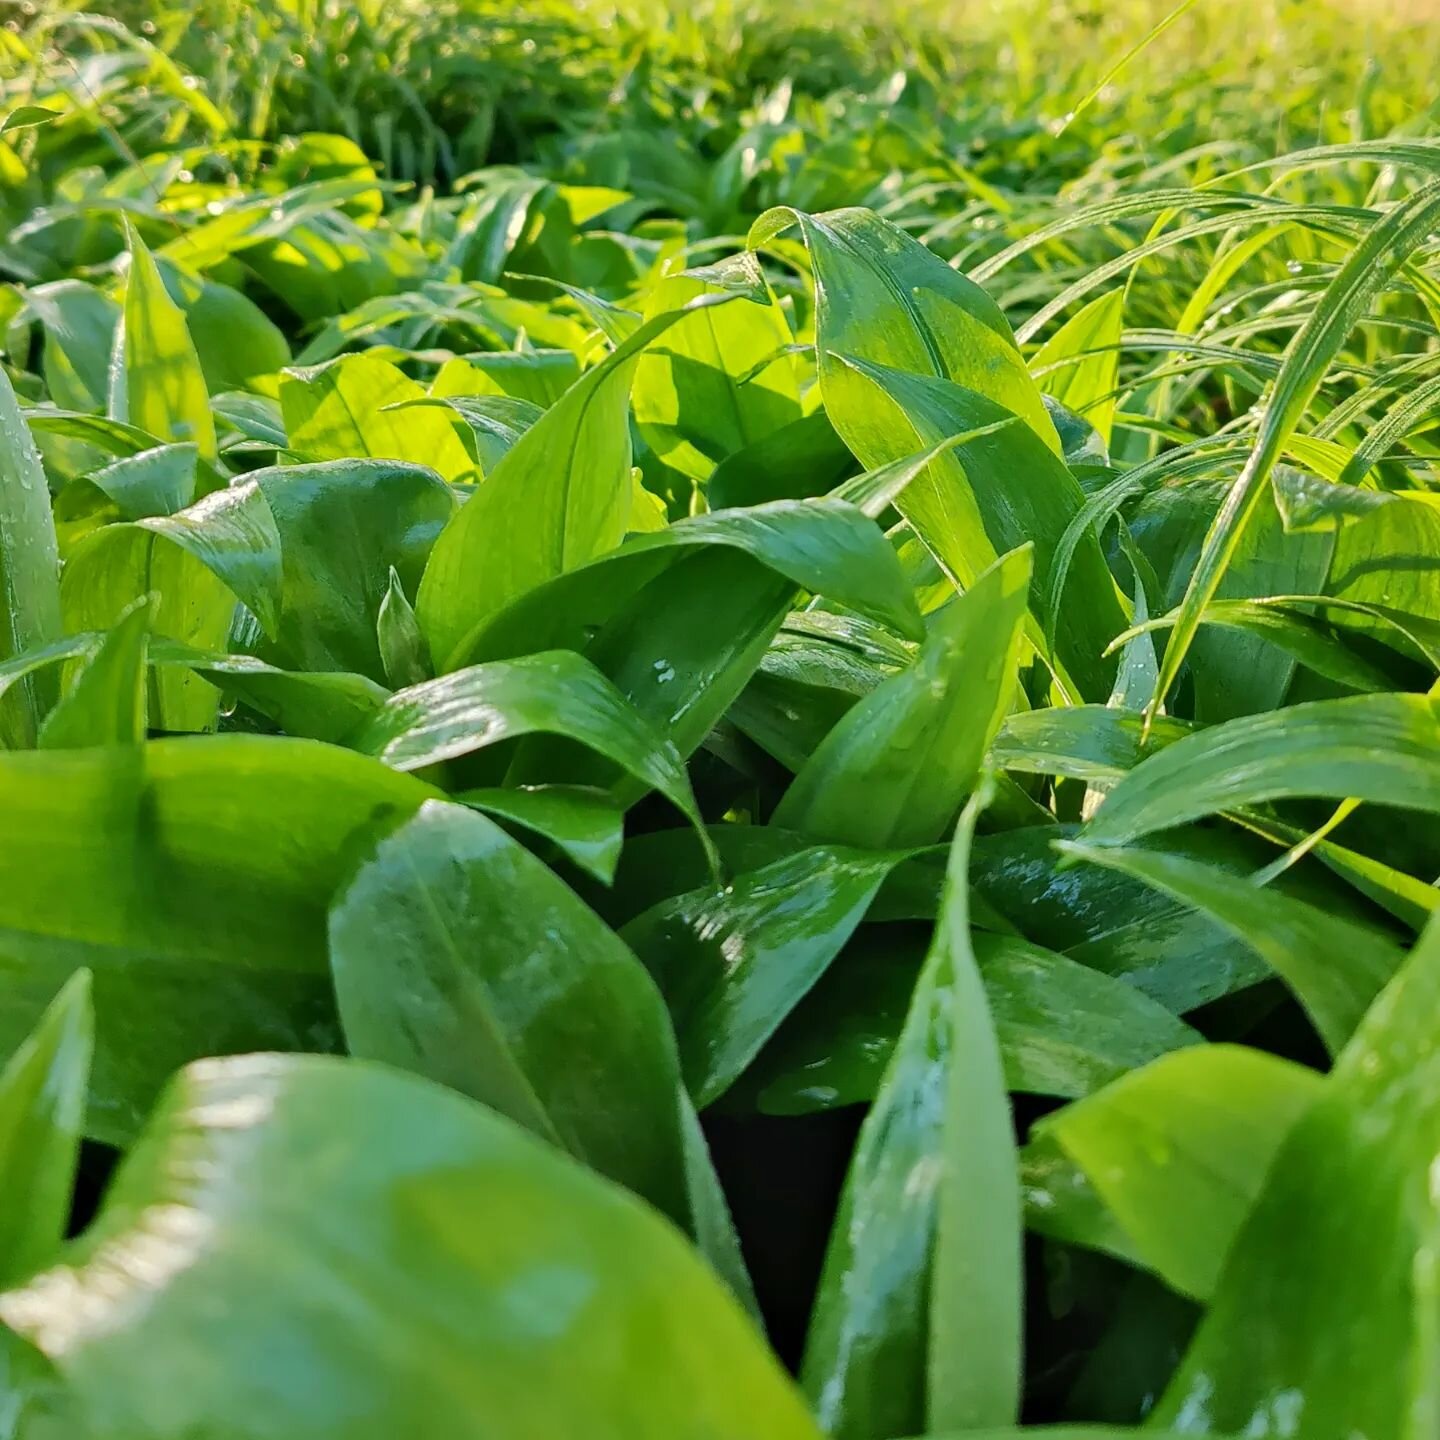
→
(451, 496, 924, 668)
(633, 254, 801, 480)
(744, 929, 1200, 1115)
(1030, 288, 1125, 448)
(84, 443, 199, 519)
(825, 356, 1124, 699)
(350, 650, 709, 847)
(566, 547, 795, 774)
(1060, 842, 1406, 1055)
(500, 501, 923, 797)
(393, 394, 542, 476)
(1270, 467, 1395, 533)
(728, 613, 909, 771)
(0, 971, 92, 1289)
(37, 594, 152, 750)
(1327, 490, 1440, 653)
(114, 226, 216, 463)
(69, 459, 457, 686)
(457, 784, 624, 884)
(58, 499, 254, 735)
(803, 788, 1020, 1437)
(707, 410, 856, 509)
(148, 640, 388, 745)
(25, 280, 117, 413)
(1154, 914, 1440, 1434)
(990, 705, 1192, 784)
(0, 366, 62, 746)
(431, 349, 581, 406)
(1083, 692, 1440, 847)
(1023, 1046, 1322, 1303)
(157, 260, 290, 396)
(774, 546, 1030, 847)
(0, 737, 431, 1143)
(966, 823, 1383, 1013)
(621, 847, 901, 1107)
(417, 296, 735, 666)
(1152, 179, 1440, 716)
(22, 409, 159, 461)
(329, 801, 690, 1223)
(0, 636, 97, 713)
(748, 206, 1058, 453)
(0, 106, 59, 134)
(0, 1054, 821, 1440)
(1186, 484, 1336, 722)
(447, 174, 550, 281)
(280, 354, 474, 481)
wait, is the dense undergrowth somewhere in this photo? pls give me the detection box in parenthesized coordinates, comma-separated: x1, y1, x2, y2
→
(0, 0, 1437, 1435)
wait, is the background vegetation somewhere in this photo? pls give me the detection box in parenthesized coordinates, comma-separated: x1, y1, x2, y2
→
(0, 0, 1436, 1435)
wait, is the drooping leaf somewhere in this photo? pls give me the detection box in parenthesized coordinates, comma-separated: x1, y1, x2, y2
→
(745, 929, 1200, 1115)
(417, 296, 736, 666)
(989, 705, 1192, 785)
(1082, 692, 1440, 847)
(83, 443, 200, 519)
(748, 206, 1058, 451)
(350, 650, 710, 847)
(819, 357, 1123, 700)
(457, 784, 624, 884)
(451, 495, 924, 669)
(1060, 841, 1406, 1055)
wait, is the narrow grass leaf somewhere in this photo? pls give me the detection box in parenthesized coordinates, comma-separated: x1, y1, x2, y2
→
(1083, 692, 1440, 846)
(1151, 181, 1440, 719)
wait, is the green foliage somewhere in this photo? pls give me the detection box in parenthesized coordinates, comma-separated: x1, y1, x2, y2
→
(0, 0, 1437, 1434)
